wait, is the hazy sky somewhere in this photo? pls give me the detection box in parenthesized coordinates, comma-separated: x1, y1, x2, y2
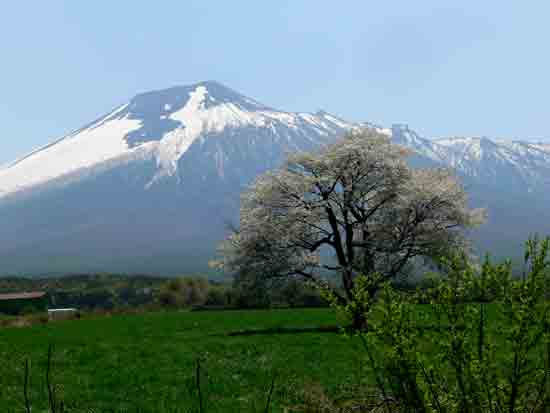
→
(1, 1, 549, 164)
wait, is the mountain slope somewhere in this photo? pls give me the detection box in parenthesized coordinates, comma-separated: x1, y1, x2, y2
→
(0, 81, 354, 275)
(0, 82, 548, 275)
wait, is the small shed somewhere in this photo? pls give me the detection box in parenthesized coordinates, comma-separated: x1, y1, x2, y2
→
(0, 291, 48, 315)
(48, 308, 78, 321)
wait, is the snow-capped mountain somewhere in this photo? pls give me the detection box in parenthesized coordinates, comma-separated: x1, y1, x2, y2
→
(0, 81, 354, 275)
(390, 124, 550, 192)
(0, 81, 548, 275)
(0, 81, 351, 199)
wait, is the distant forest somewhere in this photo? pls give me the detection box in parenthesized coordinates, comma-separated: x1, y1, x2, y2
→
(0, 274, 329, 314)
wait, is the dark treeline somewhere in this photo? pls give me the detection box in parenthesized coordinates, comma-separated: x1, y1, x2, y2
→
(0, 274, 328, 314)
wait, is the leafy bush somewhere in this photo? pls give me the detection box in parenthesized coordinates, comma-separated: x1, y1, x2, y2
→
(332, 236, 550, 412)
(157, 277, 210, 308)
(228, 277, 329, 309)
(204, 285, 230, 306)
(20, 305, 39, 316)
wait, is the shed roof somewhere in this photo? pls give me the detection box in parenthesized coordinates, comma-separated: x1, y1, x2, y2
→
(0, 292, 47, 301)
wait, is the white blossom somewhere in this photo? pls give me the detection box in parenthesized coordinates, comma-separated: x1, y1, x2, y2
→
(219, 128, 486, 299)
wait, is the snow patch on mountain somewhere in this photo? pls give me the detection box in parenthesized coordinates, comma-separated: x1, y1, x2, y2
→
(0, 106, 143, 196)
(421, 135, 550, 186)
(146, 85, 355, 182)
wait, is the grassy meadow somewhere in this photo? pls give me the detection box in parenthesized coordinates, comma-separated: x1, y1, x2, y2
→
(0, 303, 544, 412)
(0, 308, 370, 412)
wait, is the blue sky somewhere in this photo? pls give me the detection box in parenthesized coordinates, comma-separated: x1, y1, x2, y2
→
(1, 1, 549, 164)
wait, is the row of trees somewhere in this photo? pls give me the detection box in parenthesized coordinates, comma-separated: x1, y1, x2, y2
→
(157, 276, 327, 309)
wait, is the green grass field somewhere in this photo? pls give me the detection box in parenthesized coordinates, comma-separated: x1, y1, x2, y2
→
(0, 309, 369, 412)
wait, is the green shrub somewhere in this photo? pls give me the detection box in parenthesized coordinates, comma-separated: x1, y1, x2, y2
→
(20, 305, 38, 316)
(333, 236, 550, 412)
(204, 285, 228, 306)
(157, 277, 210, 308)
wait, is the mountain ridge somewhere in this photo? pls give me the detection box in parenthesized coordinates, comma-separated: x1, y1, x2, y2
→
(0, 81, 355, 199)
(0, 81, 548, 275)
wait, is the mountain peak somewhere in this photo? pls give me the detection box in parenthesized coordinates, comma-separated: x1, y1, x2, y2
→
(0, 81, 355, 198)
(129, 81, 270, 116)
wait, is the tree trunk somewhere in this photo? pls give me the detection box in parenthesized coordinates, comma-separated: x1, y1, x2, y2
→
(350, 305, 368, 332)
(347, 279, 379, 332)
